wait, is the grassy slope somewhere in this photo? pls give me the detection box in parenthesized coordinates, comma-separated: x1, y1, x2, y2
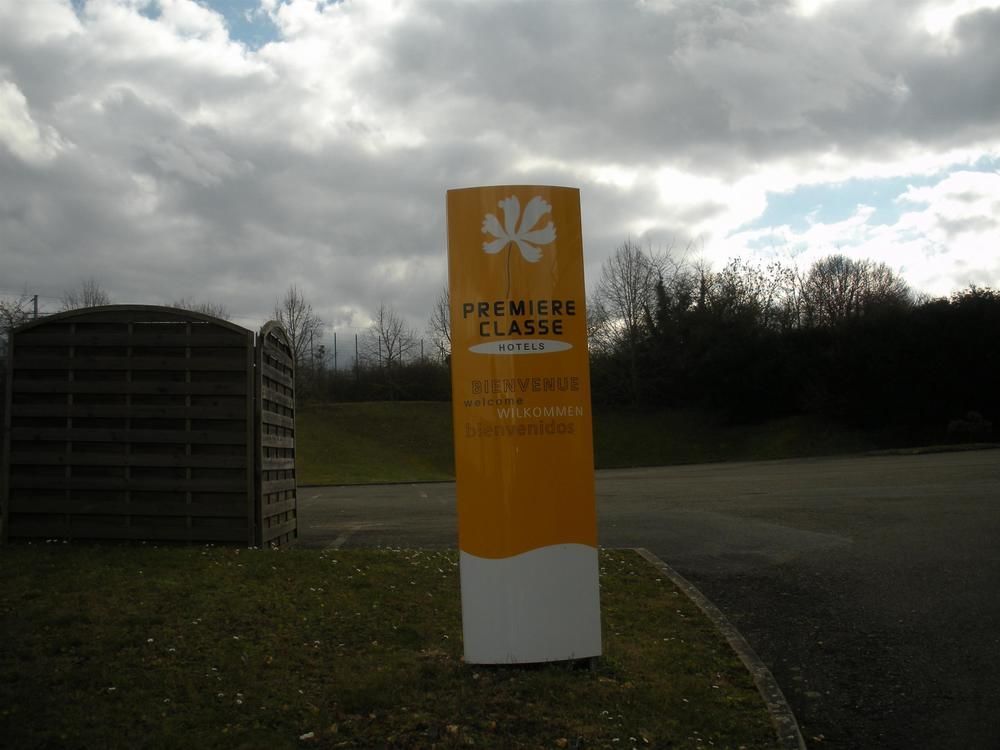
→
(297, 401, 874, 485)
(297, 402, 457, 485)
(0, 546, 775, 749)
(593, 408, 875, 468)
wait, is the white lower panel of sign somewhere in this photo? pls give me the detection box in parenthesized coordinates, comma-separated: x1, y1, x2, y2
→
(459, 543, 602, 664)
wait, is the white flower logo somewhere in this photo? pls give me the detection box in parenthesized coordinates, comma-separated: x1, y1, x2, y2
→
(482, 195, 556, 296)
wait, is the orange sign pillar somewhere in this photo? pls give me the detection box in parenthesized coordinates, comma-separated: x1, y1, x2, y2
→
(446, 185, 601, 664)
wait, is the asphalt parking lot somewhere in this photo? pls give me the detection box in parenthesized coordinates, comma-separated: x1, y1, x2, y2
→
(298, 448, 1000, 749)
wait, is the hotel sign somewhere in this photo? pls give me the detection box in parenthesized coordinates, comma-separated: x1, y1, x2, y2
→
(446, 185, 601, 664)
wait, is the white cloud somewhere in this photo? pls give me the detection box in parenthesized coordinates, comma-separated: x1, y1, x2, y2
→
(157, 0, 230, 43)
(792, 0, 836, 16)
(720, 170, 1000, 297)
(0, 0, 82, 43)
(893, 171, 1000, 292)
(920, 0, 1000, 35)
(0, 78, 67, 164)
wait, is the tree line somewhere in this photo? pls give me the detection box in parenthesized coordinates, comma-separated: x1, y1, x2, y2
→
(292, 239, 998, 446)
(4, 260, 997, 443)
(588, 241, 997, 443)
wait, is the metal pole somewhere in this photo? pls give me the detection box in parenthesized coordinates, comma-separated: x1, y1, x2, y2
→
(333, 331, 337, 372)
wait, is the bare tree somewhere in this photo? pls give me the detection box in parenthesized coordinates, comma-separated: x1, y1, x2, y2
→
(426, 286, 451, 362)
(705, 258, 798, 330)
(273, 285, 324, 371)
(363, 302, 416, 369)
(861, 259, 914, 311)
(586, 293, 615, 356)
(591, 239, 679, 402)
(593, 240, 663, 348)
(1, 291, 34, 328)
(799, 255, 911, 327)
(1, 290, 35, 357)
(171, 298, 232, 320)
(60, 278, 111, 310)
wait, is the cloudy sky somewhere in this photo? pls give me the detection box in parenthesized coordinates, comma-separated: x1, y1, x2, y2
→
(1, 0, 998, 349)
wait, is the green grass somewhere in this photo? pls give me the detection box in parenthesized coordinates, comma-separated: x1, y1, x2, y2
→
(0, 545, 776, 749)
(593, 409, 875, 468)
(297, 402, 456, 485)
(297, 401, 874, 485)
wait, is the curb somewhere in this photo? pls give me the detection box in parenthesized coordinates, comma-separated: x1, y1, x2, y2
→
(633, 548, 806, 750)
(863, 442, 1000, 457)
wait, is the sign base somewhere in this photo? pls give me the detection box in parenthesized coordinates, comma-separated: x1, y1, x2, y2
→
(459, 544, 601, 664)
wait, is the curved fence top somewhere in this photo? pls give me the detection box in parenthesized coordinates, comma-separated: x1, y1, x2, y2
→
(259, 320, 293, 350)
(12, 305, 252, 337)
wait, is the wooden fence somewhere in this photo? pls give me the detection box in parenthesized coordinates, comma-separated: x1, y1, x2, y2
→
(0, 306, 296, 546)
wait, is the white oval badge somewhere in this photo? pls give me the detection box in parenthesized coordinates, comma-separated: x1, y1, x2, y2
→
(469, 339, 573, 355)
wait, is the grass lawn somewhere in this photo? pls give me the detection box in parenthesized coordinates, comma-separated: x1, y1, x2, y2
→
(593, 408, 875, 468)
(297, 401, 874, 485)
(0, 545, 776, 749)
(297, 402, 456, 485)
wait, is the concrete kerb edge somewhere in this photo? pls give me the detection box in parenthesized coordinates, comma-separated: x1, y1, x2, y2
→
(632, 548, 806, 750)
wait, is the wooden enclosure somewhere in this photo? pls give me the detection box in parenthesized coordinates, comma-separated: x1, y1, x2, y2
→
(0, 306, 296, 546)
